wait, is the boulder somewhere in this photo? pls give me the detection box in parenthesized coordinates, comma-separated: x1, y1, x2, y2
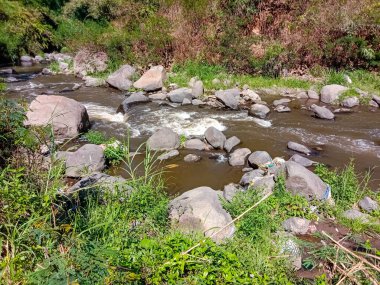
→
(224, 136, 241, 153)
(223, 183, 242, 202)
(184, 154, 201, 162)
(182, 98, 192, 105)
(229, 148, 251, 166)
(289, 154, 316, 167)
(42, 68, 54, 75)
(106, 64, 136, 90)
(320, 84, 348, 104)
(282, 217, 310, 235)
(169, 186, 235, 242)
(158, 150, 179, 161)
(242, 89, 261, 101)
(64, 144, 105, 178)
(369, 100, 379, 108)
(250, 176, 275, 194)
(147, 128, 180, 151)
(248, 151, 272, 168)
(372, 94, 380, 105)
(215, 88, 240, 109)
(310, 104, 335, 120)
(275, 105, 291, 113)
(73, 50, 108, 76)
(168, 88, 193, 103)
(342, 209, 370, 223)
(204, 127, 226, 149)
(285, 161, 327, 200)
(358, 197, 379, 213)
(133, 65, 166, 91)
(118, 92, 150, 112)
(249, 104, 270, 119)
(287, 141, 311, 155)
(184, 139, 209, 150)
(25, 95, 90, 139)
(192, 80, 204, 98)
(307, 90, 319, 100)
(341, 97, 359, 108)
(149, 92, 167, 100)
(240, 169, 264, 186)
(192, 99, 205, 106)
(273, 98, 291, 107)
(20, 55, 32, 62)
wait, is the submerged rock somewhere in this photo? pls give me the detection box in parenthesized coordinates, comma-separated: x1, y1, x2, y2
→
(25, 95, 90, 139)
(158, 149, 179, 161)
(133, 65, 166, 91)
(147, 128, 180, 151)
(169, 186, 235, 242)
(204, 127, 226, 149)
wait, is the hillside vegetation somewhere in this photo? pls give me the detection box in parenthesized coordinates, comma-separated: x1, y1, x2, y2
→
(0, 0, 379, 75)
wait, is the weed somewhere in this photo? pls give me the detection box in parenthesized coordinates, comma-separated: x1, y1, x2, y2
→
(82, 130, 107, 145)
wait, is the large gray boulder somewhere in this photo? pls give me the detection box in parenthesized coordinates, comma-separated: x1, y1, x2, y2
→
(118, 92, 150, 112)
(64, 144, 105, 178)
(250, 176, 275, 194)
(184, 139, 209, 150)
(204, 127, 226, 149)
(341, 97, 359, 108)
(168, 88, 193, 103)
(249, 104, 270, 119)
(228, 148, 251, 166)
(310, 104, 335, 120)
(285, 161, 327, 201)
(133, 65, 166, 91)
(240, 169, 264, 186)
(287, 141, 311, 155)
(25, 95, 90, 139)
(248, 151, 272, 168)
(215, 89, 240, 109)
(147, 128, 180, 151)
(169, 186, 235, 242)
(74, 50, 108, 76)
(358, 197, 379, 213)
(282, 217, 310, 235)
(106, 64, 136, 90)
(224, 136, 241, 153)
(320, 84, 348, 104)
(289, 154, 316, 167)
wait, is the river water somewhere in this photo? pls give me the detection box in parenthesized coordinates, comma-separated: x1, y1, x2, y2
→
(3, 66, 380, 194)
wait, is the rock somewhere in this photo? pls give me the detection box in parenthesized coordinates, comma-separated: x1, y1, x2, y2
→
(74, 50, 108, 76)
(342, 209, 370, 223)
(273, 98, 291, 107)
(204, 127, 226, 149)
(0, 68, 13, 74)
(369, 100, 379, 108)
(223, 183, 241, 202)
(372, 94, 380, 105)
(184, 139, 209, 150)
(242, 89, 261, 101)
(250, 176, 275, 194)
(296, 91, 309, 99)
(84, 76, 106, 87)
(212, 78, 221, 85)
(310, 104, 335, 120)
(133, 65, 166, 91)
(106, 64, 135, 91)
(65, 144, 105, 177)
(169, 186, 235, 242)
(168, 87, 193, 103)
(188, 77, 198, 88)
(149, 92, 167, 100)
(248, 151, 272, 168)
(66, 172, 127, 195)
(192, 80, 204, 98)
(118, 92, 149, 112)
(42, 68, 54, 75)
(4, 77, 18, 83)
(229, 148, 251, 166)
(287, 141, 311, 155)
(341, 97, 359, 108)
(275, 105, 291, 113)
(192, 99, 205, 106)
(72, 83, 81, 90)
(333, 108, 353, 113)
(224, 136, 241, 153)
(147, 128, 180, 151)
(320, 84, 348, 104)
(249, 104, 270, 119)
(25, 95, 90, 139)
(182, 98, 192, 105)
(289, 154, 316, 167)
(240, 169, 264, 186)
(34, 55, 44, 62)
(308, 90, 319, 100)
(20, 55, 32, 62)
(215, 89, 240, 109)
(158, 150, 179, 161)
(184, 154, 201, 162)
(358, 197, 379, 213)
(282, 217, 311, 235)
(242, 167, 253, 172)
(285, 161, 328, 201)
(59, 62, 69, 72)
(279, 234, 302, 271)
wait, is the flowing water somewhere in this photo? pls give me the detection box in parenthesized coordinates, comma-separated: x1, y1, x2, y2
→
(2, 66, 380, 195)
